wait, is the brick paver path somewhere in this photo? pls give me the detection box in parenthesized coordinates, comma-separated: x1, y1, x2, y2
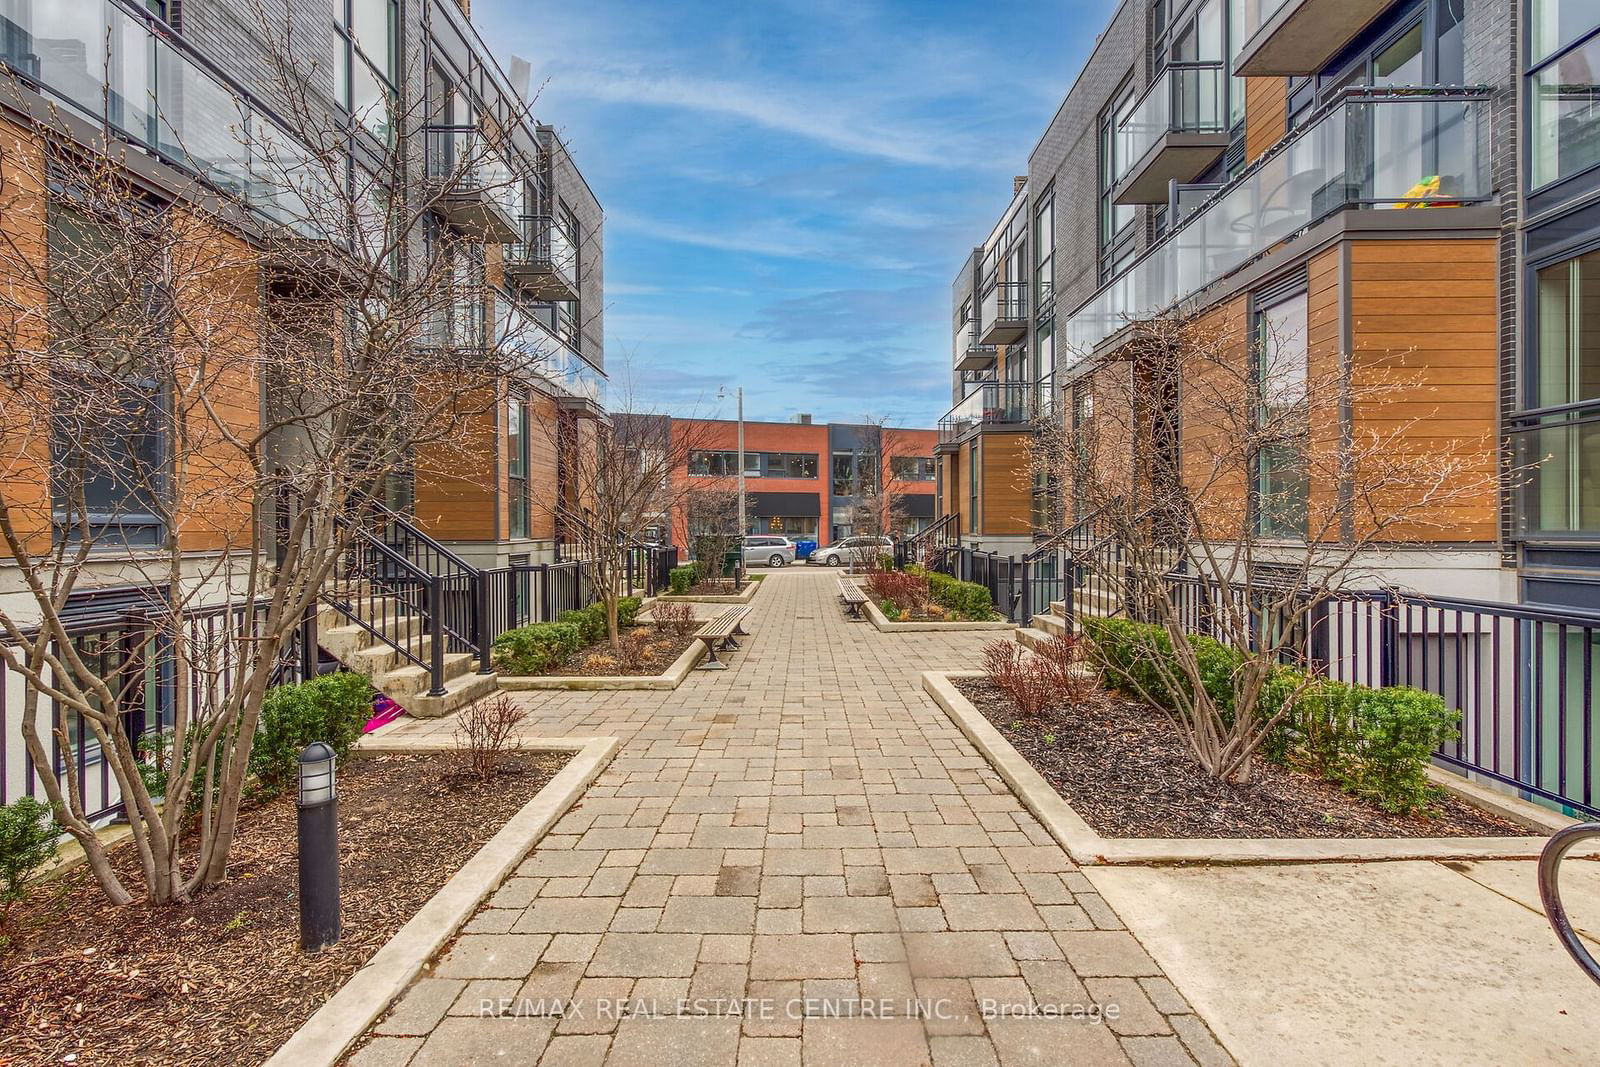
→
(354, 568, 1233, 1066)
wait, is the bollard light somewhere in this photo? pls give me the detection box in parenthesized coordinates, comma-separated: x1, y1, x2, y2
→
(296, 741, 341, 951)
(297, 741, 338, 806)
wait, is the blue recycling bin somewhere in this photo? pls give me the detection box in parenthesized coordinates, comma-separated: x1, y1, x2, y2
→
(793, 539, 818, 560)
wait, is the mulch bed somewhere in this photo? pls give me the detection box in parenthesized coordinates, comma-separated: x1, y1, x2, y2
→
(546, 626, 699, 676)
(681, 581, 754, 596)
(953, 678, 1526, 839)
(0, 750, 568, 1066)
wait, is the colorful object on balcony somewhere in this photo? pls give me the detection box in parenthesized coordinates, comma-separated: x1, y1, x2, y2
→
(1395, 175, 1459, 209)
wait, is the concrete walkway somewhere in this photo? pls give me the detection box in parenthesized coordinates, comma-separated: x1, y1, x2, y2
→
(354, 567, 1232, 1066)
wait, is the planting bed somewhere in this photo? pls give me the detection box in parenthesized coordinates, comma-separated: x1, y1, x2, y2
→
(545, 627, 699, 677)
(952, 677, 1523, 840)
(0, 751, 567, 1065)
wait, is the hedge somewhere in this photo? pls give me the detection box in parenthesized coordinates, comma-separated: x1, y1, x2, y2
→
(493, 621, 583, 675)
(669, 564, 698, 595)
(924, 571, 997, 621)
(558, 597, 643, 645)
(249, 671, 376, 798)
(1083, 616, 1458, 814)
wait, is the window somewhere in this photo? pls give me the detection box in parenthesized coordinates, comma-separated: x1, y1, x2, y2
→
(334, 0, 396, 142)
(690, 450, 819, 478)
(1515, 249, 1600, 534)
(1253, 292, 1310, 539)
(507, 393, 529, 538)
(751, 516, 817, 539)
(967, 440, 979, 527)
(832, 450, 855, 497)
(1034, 190, 1054, 313)
(1532, 24, 1600, 190)
(1099, 84, 1137, 283)
(48, 202, 167, 547)
(891, 457, 936, 482)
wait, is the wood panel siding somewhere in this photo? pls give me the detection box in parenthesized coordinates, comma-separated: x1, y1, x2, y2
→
(1244, 78, 1288, 165)
(1306, 246, 1343, 528)
(1177, 297, 1252, 539)
(526, 392, 559, 541)
(413, 383, 500, 542)
(978, 432, 1033, 536)
(1347, 237, 1499, 542)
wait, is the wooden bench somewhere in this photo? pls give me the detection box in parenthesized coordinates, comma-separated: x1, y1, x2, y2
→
(694, 606, 753, 670)
(838, 577, 869, 619)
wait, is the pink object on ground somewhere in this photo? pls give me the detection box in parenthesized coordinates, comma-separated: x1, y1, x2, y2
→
(364, 695, 406, 733)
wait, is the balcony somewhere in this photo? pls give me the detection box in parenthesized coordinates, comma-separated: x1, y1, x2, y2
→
(979, 281, 1028, 346)
(496, 299, 606, 416)
(425, 126, 522, 244)
(1113, 63, 1229, 205)
(1063, 88, 1490, 364)
(1234, 0, 1394, 77)
(953, 324, 998, 373)
(505, 215, 579, 301)
(938, 382, 1035, 445)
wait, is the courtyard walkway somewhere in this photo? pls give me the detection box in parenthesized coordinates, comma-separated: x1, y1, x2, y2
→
(356, 566, 1233, 1066)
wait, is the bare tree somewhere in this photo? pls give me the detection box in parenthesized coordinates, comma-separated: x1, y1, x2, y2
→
(0, 20, 548, 904)
(1031, 309, 1499, 784)
(842, 416, 914, 571)
(548, 395, 725, 649)
(685, 483, 742, 587)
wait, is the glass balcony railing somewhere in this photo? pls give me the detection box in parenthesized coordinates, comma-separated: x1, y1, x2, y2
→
(0, 0, 339, 241)
(1063, 88, 1490, 364)
(496, 299, 605, 406)
(425, 126, 522, 227)
(952, 323, 997, 368)
(1116, 62, 1227, 181)
(938, 382, 1034, 443)
(508, 215, 579, 291)
(1237, 0, 1294, 48)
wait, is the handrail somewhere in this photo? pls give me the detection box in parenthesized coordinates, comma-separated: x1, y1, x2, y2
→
(1540, 824, 1600, 987)
(371, 503, 479, 577)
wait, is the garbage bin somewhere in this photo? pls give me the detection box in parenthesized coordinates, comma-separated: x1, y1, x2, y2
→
(793, 539, 817, 560)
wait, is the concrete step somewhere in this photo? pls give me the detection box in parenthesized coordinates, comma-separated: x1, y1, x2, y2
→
(323, 616, 426, 666)
(1015, 627, 1054, 652)
(376, 650, 480, 697)
(1032, 612, 1069, 638)
(399, 670, 501, 719)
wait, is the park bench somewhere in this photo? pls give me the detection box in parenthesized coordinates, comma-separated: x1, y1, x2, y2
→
(694, 605, 752, 669)
(838, 577, 869, 619)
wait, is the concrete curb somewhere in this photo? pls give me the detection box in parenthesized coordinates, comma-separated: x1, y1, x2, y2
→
(264, 735, 621, 1067)
(921, 670, 1586, 866)
(861, 595, 1015, 633)
(498, 640, 708, 691)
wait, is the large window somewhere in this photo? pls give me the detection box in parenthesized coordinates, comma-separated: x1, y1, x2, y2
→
(334, 0, 397, 142)
(48, 202, 167, 547)
(1532, 7, 1600, 191)
(890, 457, 936, 482)
(689, 450, 819, 478)
(507, 393, 529, 539)
(1034, 190, 1054, 312)
(1253, 291, 1309, 539)
(1099, 84, 1138, 283)
(1516, 249, 1600, 534)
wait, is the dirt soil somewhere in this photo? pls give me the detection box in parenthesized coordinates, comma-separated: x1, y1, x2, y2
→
(0, 750, 568, 1066)
(547, 626, 700, 676)
(952, 677, 1527, 839)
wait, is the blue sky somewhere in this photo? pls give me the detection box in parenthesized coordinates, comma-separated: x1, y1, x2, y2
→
(476, 0, 1116, 427)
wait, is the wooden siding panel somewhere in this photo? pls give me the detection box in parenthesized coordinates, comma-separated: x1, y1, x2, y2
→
(414, 383, 499, 541)
(1244, 78, 1288, 164)
(979, 432, 1033, 536)
(1348, 238, 1499, 542)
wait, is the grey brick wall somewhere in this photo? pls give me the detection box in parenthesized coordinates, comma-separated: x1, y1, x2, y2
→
(543, 127, 605, 372)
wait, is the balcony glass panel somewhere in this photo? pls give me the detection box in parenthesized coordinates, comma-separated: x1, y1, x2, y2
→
(496, 298, 605, 406)
(1063, 90, 1488, 365)
(1116, 63, 1226, 180)
(939, 382, 1033, 443)
(426, 127, 521, 224)
(1236, 0, 1293, 49)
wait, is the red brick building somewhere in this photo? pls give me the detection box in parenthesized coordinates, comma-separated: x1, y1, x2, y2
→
(657, 417, 937, 550)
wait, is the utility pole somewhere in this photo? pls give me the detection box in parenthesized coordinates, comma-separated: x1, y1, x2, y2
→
(736, 387, 746, 539)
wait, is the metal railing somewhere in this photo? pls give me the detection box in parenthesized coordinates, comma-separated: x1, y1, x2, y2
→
(424, 125, 523, 226)
(1541, 824, 1600, 987)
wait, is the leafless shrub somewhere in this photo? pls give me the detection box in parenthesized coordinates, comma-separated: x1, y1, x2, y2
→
(650, 601, 698, 640)
(616, 628, 655, 673)
(453, 695, 527, 781)
(1033, 633, 1100, 707)
(981, 640, 1024, 693)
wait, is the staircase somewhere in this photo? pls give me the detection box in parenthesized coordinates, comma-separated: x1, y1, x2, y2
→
(316, 590, 499, 718)
(314, 508, 503, 719)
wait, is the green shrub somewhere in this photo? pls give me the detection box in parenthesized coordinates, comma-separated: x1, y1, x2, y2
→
(249, 671, 375, 799)
(558, 605, 604, 644)
(1344, 686, 1458, 813)
(880, 599, 902, 620)
(669, 565, 697, 595)
(1083, 617, 1176, 707)
(617, 596, 643, 628)
(925, 572, 996, 621)
(0, 796, 58, 919)
(492, 621, 582, 675)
